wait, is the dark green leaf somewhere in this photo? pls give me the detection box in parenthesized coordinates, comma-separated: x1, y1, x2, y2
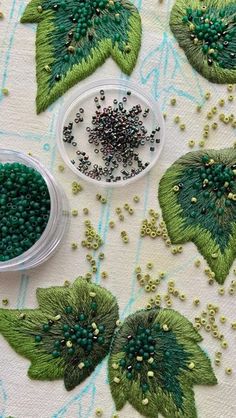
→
(108, 308, 217, 418)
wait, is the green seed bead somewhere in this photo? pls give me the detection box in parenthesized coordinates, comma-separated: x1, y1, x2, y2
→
(65, 306, 73, 314)
(35, 335, 42, 343)
(91, 302, 97, 310)
(52, 350, 60, 358)
(54, 340, 61, 348)
(43, 324, 50, 332)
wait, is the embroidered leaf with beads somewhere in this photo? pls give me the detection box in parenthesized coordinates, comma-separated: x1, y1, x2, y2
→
(108, 308, 217, 418)
(159, 148, 236, 284)
(170, 0, 236, 84)
(0, 278, 119, 391)
(21, 0, 142, 113)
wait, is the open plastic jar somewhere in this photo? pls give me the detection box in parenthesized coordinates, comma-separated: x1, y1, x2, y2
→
(57, 79, 165, 187)
(0, 149, 69, 272)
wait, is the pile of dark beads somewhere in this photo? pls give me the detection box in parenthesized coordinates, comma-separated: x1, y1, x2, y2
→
(62, 90, 161, 182)
(0, 162, 50, 262)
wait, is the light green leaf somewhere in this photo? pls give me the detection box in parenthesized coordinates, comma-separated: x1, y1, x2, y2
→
(0, 278, 119, 391)
(21, 0, 142, 113)
(170, 0, 236, 84)
(159, 148, 236, 284)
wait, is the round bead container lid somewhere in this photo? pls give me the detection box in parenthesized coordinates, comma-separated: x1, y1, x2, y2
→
(57, 79, 165, 187)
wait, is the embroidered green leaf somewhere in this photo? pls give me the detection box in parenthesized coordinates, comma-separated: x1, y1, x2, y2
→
(108, 308, 217, 418)
(0, 278, 119, 391)
(21, 0, 142, 113)
(159, 148, 236, 284)
(170, 0, 236, 83)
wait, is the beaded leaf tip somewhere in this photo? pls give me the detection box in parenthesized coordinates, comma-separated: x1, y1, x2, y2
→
(170, 0, 236, 84)
(21, 0, 142, 113)
(108, 308, 217, 418)
(0, 278, 119, 391)
(158, 149, 236, 284)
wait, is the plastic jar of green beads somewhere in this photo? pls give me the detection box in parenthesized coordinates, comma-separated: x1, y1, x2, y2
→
(0, 149, 69, 272)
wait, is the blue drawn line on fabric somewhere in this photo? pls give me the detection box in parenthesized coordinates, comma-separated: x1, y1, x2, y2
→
(52, 362, 104, 418)
(0, 129, 44, 142)
(140, 32, 204, 107)
(77, 401, 82, 418)
(95, 189, 113, 284)
(48, 110, 59, 171)
(0, 1, 26, 100)
(0, 379, 7, 418)
(0, 0, 18, 53)
(17, 274, 29, 309)
(43, 143, 50, 151)
(134, 0, 143, 11)
(121, 172, 151, 319)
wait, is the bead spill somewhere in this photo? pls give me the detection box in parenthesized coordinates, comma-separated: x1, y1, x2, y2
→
(62, 89, 161, 183)
(0, 162, 50, 262)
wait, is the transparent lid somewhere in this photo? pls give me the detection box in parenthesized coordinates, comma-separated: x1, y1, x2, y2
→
(57, 79, 165, 188)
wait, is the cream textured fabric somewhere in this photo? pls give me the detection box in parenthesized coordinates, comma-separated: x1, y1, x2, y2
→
(0, 0, 236, 417)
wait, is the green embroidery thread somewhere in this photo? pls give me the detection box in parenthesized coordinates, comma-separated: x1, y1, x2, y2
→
(108, 308, 217, 418)
(170, 0, 236, 84)
(0, 278, 119, 391)
(21, 0, 142, 113)
(158, 148, 236, 284)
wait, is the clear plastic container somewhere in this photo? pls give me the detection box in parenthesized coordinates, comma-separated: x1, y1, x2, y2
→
(57, 79, 165, 188)
(0, 149, 69, 272)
